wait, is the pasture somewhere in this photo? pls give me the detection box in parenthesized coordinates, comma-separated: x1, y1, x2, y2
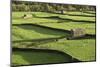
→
(12, 48, 80, 66)
(12, 10, 96, 66)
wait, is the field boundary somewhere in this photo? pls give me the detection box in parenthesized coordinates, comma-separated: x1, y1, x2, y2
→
(12, 48, 81, 66)
(33, 15, 95, 23)
(12, 23, 95, 42)
(13, 23, 71, 34)
(13, 34, 95, 43)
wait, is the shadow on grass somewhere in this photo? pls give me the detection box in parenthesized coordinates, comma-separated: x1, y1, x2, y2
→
(66, 14, 95, 17)
(45, 11, 96, 15)
(12, 48, 81, 66)
(12, 24, 68, 37)
(67, 34, 96, 40)
(33, 15, 95, 23)
(13, 34, 95, 44)
(13, 23, 71, 34)
(13, 37, 59, 43)
(82, 11, 96, 15)
(44, 12, 96, 17)
(12, 24, 95, 42)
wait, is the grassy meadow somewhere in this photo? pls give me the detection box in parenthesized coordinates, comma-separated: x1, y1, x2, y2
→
(12, 5, 96, 66)
(12, 49, 73, 65)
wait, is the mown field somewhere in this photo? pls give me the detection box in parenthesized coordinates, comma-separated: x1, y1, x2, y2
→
(39, 23, 95, 34)
(12, 11, 96, 66)
(12, 48, 75, 65)
(12, 25, 67, 40)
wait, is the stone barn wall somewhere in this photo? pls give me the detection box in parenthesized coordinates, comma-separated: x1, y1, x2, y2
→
(70, 28, 85, 38)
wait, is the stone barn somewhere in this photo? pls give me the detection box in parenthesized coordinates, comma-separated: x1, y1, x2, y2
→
(70, 28, 86, 38)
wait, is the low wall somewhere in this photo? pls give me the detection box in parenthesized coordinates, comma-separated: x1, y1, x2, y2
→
(12, 48, 81, 66)
(13, 23, 71, 34)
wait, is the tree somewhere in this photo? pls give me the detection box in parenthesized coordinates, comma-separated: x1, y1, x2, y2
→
(12, 1, 96, 12)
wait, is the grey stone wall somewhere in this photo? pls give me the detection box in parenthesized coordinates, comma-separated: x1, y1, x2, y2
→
(70, 28, 85, 38)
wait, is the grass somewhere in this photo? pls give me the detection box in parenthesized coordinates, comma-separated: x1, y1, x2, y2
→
(12, 49, 74, 65)
(12, 11, 95, 24)
(35, 39, 96, 61)
(12, 11, 96, 65)
(39, 23, 95, 34)
(13, 39, 95, 61)
(12, 25, 67, 41)
(64, 11, 95, 16)
(12, 12, 59, 24)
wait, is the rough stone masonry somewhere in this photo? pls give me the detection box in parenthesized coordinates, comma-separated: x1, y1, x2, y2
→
(70, 28, 85, 38)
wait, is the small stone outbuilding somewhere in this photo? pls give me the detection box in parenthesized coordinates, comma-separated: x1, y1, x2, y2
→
(70, 28, 85, 38)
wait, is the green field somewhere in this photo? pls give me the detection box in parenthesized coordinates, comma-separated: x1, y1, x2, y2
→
(12, 49, 77, 65)
(36, 39, 95, 61)
(12, 11, 95, 24)
(12, 25, 67, 41)
(13, 39, 95, 61)
(39, 23, 95, 34)
(12, 11, 96, 65)
(13, 51, 68, 65)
